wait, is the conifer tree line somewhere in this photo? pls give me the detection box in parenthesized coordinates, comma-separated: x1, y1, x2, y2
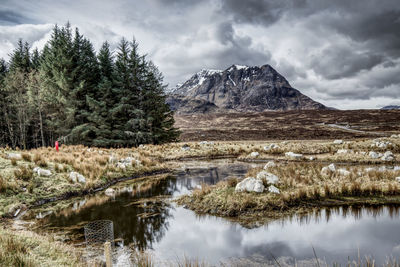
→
(0, 23, 179, 149)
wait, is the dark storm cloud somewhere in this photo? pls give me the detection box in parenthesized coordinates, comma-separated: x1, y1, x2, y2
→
(0, 9, 33, 25)
(220, 0, 400, 81)
(1, 0, 399, 108)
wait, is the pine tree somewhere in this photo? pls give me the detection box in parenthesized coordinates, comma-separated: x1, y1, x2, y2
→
(0, 59, 9, 147)
(142, 62, 180, 144)
(39, 23, 77, 143)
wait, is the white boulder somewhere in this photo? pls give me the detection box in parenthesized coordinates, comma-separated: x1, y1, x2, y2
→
(7, 153, 22, 160)
(69, 172, 86, 184)
(33, 167, 52, 177)
(381, 151, 394, 161)
(235, 177, 264, 193)
(263, 144, 279, 151)
(369, 151, 380, 159)
(263, 161, 276, 169)
(256, 171, 279, 184)
(181, 145, 190, 151)
(396, 177, 400, 183)
(321, 163, 336, 176)
(105, 188, 115, 196)
(308, 156, 315, 161)
(285, 152, 303, 159)
(336, 149, 349, 154)
(333, 140, 343, 145)
(108, 155, 118, 164)
(268, 185, 280, 194)
(250, 152, 260, 158)
(338, 168, 351, 176)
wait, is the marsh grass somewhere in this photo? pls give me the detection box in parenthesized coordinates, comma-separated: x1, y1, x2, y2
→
(177, 161, 400, 219)
(14, 165, 33, 181)
(0, 227, 84, 267)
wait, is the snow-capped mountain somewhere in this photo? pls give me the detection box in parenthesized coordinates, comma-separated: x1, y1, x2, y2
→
(168, 64, 327, 113)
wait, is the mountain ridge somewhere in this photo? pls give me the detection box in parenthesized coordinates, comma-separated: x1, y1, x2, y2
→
(168, 64, 328, 114)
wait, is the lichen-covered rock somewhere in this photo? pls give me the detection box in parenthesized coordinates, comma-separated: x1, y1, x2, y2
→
(268, 185, 280, 194)
(235, 177, 264, 193)
(256, 171, 279, 184)
(263, 161, 276, 169)
(285, 152, 303, 159)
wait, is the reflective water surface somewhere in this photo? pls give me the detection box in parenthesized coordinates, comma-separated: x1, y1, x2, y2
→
(34, 160, 400, 265)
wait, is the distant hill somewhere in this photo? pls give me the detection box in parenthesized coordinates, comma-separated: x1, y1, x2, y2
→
(167, 64, 328, 114)
(381, 105, 400, 110)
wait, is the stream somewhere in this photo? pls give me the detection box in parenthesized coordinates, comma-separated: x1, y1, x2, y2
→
(27, 159, 400, 265)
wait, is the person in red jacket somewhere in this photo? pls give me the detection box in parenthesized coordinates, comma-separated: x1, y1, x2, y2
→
(55, 141, 59, 152)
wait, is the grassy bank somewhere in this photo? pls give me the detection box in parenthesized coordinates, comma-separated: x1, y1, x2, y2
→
(0, 226, 84, 266)
(177, 161, 400, 226)
(0, 145, 169, 217)
(1, 136, 399, 218)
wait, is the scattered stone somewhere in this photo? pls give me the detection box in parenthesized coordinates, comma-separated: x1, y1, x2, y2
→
(333, 140, 343, 145)
(198, 141, 214, 145)
(381, 151, 395, 161)
(336, 149, 348, 154)
(105, 188, 116, 196)
(268, 185, 280, 194)
(371, 140, 392, 149)
(7, 153, 22, 160)
(365, 167, 376, 172)
(263, 144, 279, 151)
(369, 151, 380, 159)
(281, 141, 289, 145)
(256, 171, 279, 184)
(337, 168, 351, 176)
(235, 177, 264, 193)
(308, 156, 315, 161)
(108, 155, 118, 164)
(285, 152, 303, 159)
(396, 177, 400, 183)
(33, 167, 52, 177)
(321, 163, 336, 176)
(250, 152, 259, 158)
(263, 161, 276, 169)
(181, 144, 190, 151)
(69, 172, 86, 184)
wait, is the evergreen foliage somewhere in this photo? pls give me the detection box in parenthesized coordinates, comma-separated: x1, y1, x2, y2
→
(0, 23, 179, 148)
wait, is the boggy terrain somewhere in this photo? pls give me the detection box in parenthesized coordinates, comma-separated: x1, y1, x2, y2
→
(175, 109, 400, 141)
(1, 132, 400, 265)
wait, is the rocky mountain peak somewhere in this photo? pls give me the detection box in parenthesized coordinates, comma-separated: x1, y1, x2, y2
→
(167, 64, 327, 114)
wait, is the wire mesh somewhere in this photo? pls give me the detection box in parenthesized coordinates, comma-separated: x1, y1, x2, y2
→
(84, 220, 114, 247)
(84, 220, 114, 265)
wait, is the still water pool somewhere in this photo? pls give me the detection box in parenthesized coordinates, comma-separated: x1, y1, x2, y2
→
(34, 160, 400, 265)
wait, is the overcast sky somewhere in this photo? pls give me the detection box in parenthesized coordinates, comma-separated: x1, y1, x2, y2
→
(1, 0, 399, 109)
